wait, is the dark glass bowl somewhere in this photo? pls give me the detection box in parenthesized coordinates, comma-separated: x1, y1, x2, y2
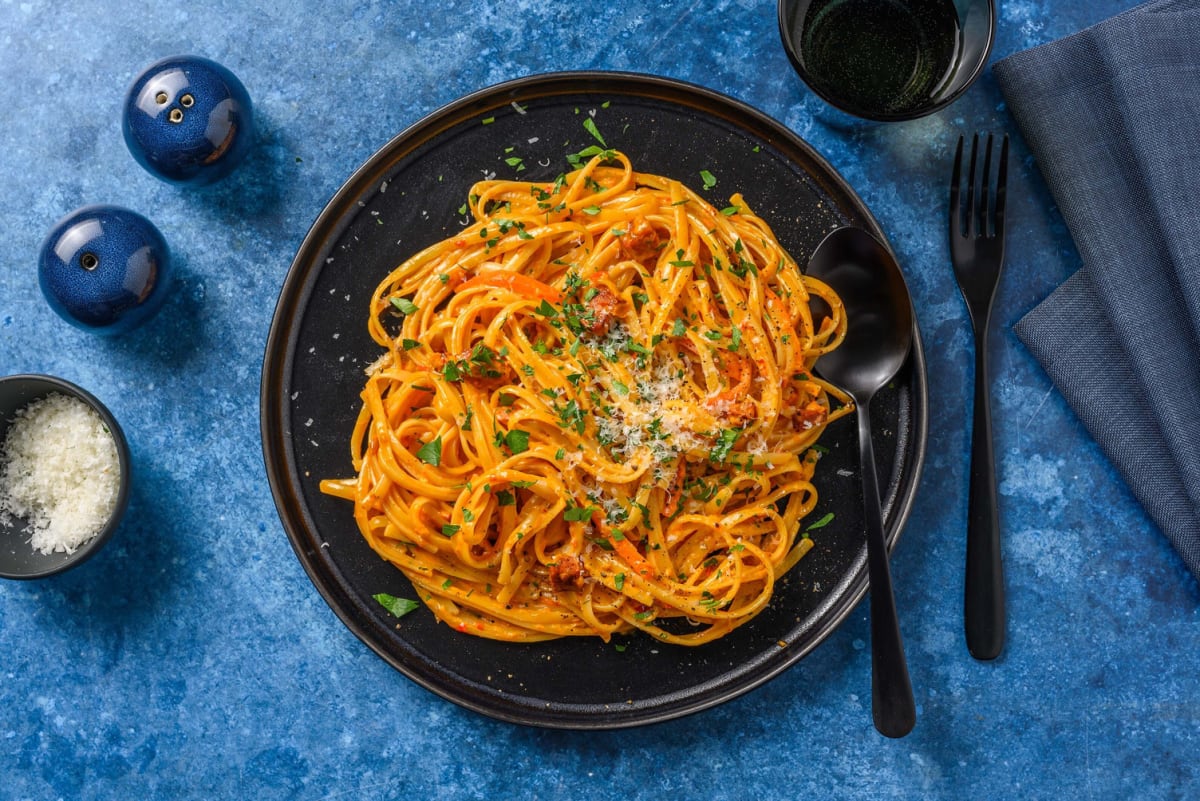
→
(0, 375, 130, 579)
(778, 0, 996, 122)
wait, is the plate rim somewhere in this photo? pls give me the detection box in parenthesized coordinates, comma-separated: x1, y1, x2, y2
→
(260, 69, 929, 729)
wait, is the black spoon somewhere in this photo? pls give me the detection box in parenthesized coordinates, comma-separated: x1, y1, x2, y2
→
(807, 226, 916, 739)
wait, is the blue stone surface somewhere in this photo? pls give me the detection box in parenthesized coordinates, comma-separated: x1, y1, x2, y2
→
(37, 204, 172, 334)
(122, 55, 254, 185)
(1, 1, 1196, 799)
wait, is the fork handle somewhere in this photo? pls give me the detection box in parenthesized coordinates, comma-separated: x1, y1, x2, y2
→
(965, 343, 1005, 660)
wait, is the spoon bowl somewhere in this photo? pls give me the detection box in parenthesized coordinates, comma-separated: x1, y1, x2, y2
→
(807, 226, 916, 738)
(809, 227, 914, 396)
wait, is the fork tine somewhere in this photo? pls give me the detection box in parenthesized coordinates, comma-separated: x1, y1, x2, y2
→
(994, 135, 1010, 235)
(980, 133, 994, 236)
(950, 135, 964, 236)
(966, 133, 979, 237)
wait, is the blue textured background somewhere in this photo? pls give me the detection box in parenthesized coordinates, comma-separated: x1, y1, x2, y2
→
(2, 1, 1197, 799)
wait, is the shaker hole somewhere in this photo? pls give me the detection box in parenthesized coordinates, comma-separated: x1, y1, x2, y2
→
(169, 108, 184, 123)
(155, 91, 168, 105)
(180, 93, 195, 108)
(80, 252, 99, 271)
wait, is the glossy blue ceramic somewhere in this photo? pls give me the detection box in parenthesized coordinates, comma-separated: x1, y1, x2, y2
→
(37, 205, 172, 335)
(122, 55, 255, 185)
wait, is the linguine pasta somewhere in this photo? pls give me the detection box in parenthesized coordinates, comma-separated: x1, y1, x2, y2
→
(321, 150, 852, 644)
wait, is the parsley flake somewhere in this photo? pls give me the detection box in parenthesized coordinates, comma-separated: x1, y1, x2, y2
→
(583, 117, 607, 146)
(564, 504, 597, 522)
(374, 594, 419, 618)
(416, 435, 443, 466)
(390, 297, 419, 315)
(505, 429, 531, 454)
(709, 428, 741, 463)
(806, 512, 835, 531)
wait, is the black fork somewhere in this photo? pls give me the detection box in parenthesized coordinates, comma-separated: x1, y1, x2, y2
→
(949, 133, 1009, 661)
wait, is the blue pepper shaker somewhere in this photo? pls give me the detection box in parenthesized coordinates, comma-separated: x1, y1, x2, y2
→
(122, 55, 254, 185)
(38, 205, 173, 335)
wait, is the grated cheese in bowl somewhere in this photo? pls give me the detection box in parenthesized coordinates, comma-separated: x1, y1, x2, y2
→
(0, 392, 121, 555)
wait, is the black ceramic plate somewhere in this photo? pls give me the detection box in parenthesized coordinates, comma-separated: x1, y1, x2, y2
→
(261, 72, 927, 729)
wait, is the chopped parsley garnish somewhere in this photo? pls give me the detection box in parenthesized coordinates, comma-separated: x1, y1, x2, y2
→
(401, 338, 421, 350)
(806, 512, 835, 531)
(557, 399, 586, 434)
(668, 249, 694, 268)
(699, 169, 717, 190)
(441, 524, 460, 537)
(730, 256, 758, 278)
(583, 117, 607, 146)
(709, 428, 741, 463)
(564, 503, 597, 522)
(470, 343, 496, 364)
(416, 435, 443, 466)
(504, 429, 531, 454)
(374, 593, 419, 618)
(390, 297, 419, 315)
(566, 144, 616, 168)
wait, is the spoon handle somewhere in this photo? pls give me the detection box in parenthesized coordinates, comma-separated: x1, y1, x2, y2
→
(964, 343, 1005, 660)
(857, 403, 916, 739)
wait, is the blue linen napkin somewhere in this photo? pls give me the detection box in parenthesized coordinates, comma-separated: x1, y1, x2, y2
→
(993, 0, 1200, 580)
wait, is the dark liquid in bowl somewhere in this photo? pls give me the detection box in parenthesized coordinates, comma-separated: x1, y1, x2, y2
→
(789, 0, 962, 117)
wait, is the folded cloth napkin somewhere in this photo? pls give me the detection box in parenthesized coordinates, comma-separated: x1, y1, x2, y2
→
(993, 0, 1200, 581)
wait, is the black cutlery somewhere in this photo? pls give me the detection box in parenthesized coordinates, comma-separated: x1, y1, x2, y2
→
(808, 226, 916, 738)
(949, 132, 1009, 661)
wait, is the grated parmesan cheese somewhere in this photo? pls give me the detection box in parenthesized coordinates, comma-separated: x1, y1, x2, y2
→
(0, 393, 121, 555)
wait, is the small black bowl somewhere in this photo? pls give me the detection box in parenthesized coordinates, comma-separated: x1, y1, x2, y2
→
(0, 375, 130, 579)
(778, 0, 996, 122)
